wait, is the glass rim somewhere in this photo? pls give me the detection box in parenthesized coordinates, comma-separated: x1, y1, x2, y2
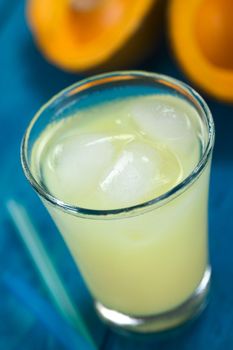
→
(21, 71, 215, 219)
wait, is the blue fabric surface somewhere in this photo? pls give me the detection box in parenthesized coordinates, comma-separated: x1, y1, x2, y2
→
(1, 1, 233, 349)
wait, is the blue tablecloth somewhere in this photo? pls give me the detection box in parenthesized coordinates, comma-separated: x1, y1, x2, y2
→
(1, 1, 233, 349)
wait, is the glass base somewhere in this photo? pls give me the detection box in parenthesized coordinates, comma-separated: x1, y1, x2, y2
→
(95, 267, 211, 333)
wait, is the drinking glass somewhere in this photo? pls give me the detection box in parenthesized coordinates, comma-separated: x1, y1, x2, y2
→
(21, 71, 215, 333)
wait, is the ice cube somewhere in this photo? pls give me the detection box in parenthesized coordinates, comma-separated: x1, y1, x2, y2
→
(99, 142, 162, 206)
(131, 96, 196, 153)
(44, 133, 115, 203)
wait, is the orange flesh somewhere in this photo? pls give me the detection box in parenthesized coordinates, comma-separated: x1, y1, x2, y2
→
(68, 1, 123, 44)
(169, 0, 233, 102)
(28, 0, 154, 70)
(195, 0, 233, 70)
(70, 0, 104, 12)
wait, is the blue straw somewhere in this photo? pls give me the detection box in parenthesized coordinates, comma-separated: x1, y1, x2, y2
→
(6, 199, 97, 350)
(3, 273, 94, 350)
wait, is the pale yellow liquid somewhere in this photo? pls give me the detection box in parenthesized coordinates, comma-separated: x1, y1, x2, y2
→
(31, 95, 210, 316)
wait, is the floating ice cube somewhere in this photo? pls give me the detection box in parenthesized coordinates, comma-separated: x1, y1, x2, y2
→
(99, 142, 162, 206)
(131, 96, 196, 153)
(44, 133, 115, 203)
